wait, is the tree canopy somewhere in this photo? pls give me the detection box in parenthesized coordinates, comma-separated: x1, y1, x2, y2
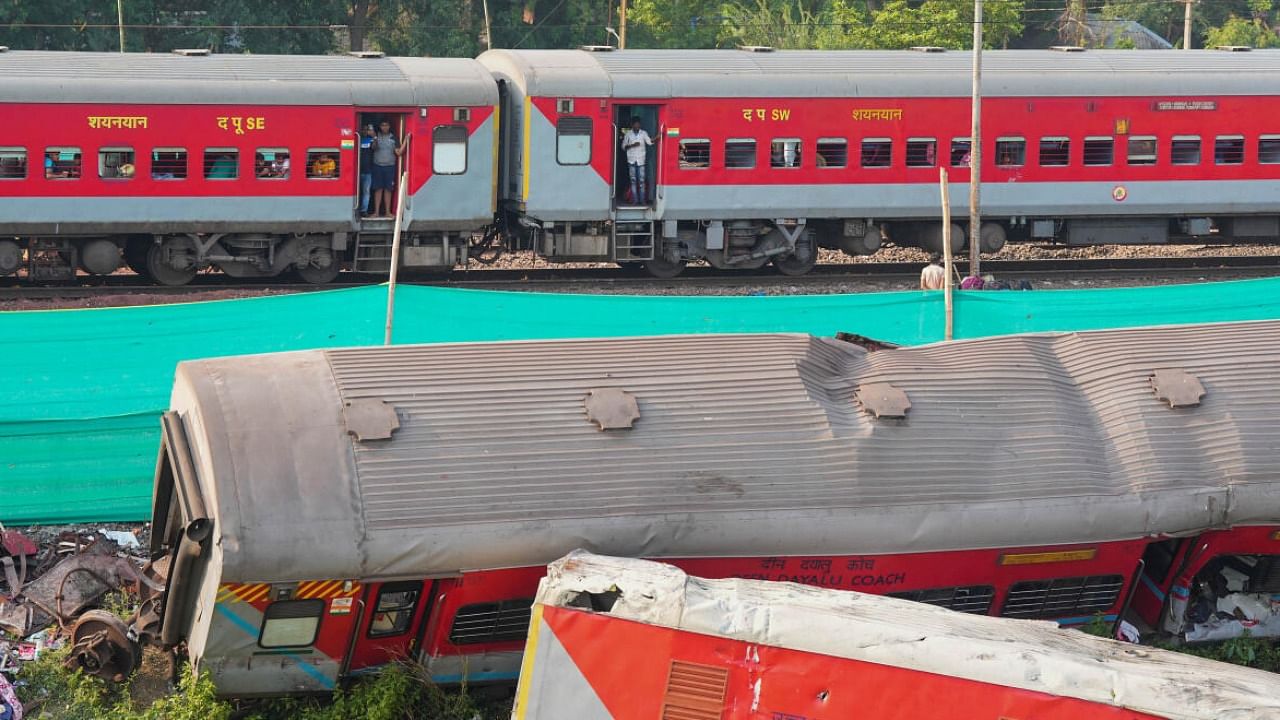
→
(2, 0, 1278, 55)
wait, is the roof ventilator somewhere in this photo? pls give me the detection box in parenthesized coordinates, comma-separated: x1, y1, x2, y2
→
(0, 47, 9, 53)
(348, 50, 386, 59)
(584, 388, 640, 431)
(172, 48, 211, 57)
(1215, 45, 1252, 52)
(739, 45, 775, 53)
(1050, 45, 1086, 53)
(910, 46, 946, 53)
(1150, 369, 1205, 409)
(855, 382, 911, 419)
(342, 398, 401, 441)
(579, 45, 615, 52)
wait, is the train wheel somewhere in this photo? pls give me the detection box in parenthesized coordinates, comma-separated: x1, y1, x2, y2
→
(146, 239, 197, 286)
(0, 240, 20, 276)
(294, 247, 341, 284)
(774, 236, 818, 276)
(979, 223, 1007, 253)
(644, 257, 686, 278)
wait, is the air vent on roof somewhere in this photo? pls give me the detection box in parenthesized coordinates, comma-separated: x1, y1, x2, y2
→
(1151, 369, 1205, 408)
(171, 48, 211, 57)
(1050, 45, 1085, 53)
(348, 50, 385, 59)
(855, 382, 911, 419)
(739, 45, 774, 53)
(1215, 45, 1252, 52)
(584, 388, 639, 430)
(580, 45, 615, 52)
(910, 46, 946, 53)
(0, 47, 9, 53)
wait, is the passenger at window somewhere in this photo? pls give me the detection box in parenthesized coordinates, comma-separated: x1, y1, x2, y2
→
(208, 154, 237, 179)
(359, 124, 376, 216)
(622, 117, 653, 205)
(310, 153, 336, 178)
(45, 151, 68, 179)
(371, 120, 409, 217)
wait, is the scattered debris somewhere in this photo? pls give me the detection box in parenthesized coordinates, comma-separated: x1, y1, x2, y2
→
(0, 669, 22, 719)
(1185, 554, 1280, 642)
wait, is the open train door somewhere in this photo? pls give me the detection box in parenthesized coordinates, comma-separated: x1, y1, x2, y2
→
(345, 580, 436, 673)
(355, 111, 412, 219)
(613, 104, 662, 209)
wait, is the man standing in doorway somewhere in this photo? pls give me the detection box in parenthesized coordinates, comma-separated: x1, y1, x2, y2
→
(371, 120, 409, 217)
(622, 117, 653, 205)
(359, 124, 376, 216)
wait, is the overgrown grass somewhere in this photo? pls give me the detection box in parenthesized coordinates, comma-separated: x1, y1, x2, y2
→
(13, 650, 508, 720)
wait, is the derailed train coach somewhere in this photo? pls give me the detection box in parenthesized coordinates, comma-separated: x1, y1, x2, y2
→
(75, 321, 1280, 696)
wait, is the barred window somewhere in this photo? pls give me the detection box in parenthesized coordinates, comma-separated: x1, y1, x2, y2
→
(995, 137, 1025, 167)
(1083, 137, 1114, 166)
(449, 598, 534, 645)
(770, 138, 802, 168)
(1127, 136, 1157, 166)
(1215, 136, 1245, 165)
(1000, 575, 1124, 619)
(1039, 137, 1070, 166)
(678, 139, 710, 168)
(0, 147, 28, 180)
(905, 138, 936, 168)
(816, 138, 847, 168)
(151, 148, 187, 180)
(888, 585, 994, 615)
(1171, 136, 1201, 165)
(45, 147, 82, 179)
(950, 138, 972, 167)
(725, 139, 756, 169)
(861, 138, 892, 168)
(1259, 136, 1280, 164)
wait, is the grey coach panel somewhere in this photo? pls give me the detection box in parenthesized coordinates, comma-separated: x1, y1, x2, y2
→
(0, 51, 496, 106)
(480, 48, 1280, 99)
(168, 321, 1280, 583)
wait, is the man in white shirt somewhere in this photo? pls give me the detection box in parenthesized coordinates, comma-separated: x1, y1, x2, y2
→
(622, 117, 653, 205)
(920, 255, 946, 290)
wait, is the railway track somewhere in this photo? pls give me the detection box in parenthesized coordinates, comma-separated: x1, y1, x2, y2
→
(2, 254, 1280, 300)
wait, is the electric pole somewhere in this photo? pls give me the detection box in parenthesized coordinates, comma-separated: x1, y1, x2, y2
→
(619, 0, 628, 49)
(968, 0, 983, 275)
(1183, 0, 1194, 50)
(117, 0, 125, 52)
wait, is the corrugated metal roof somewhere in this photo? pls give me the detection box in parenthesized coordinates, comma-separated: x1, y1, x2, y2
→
(479, 48, 1280, 98)
(0, 51, 497, 106)
(170, 321, 1280, 582)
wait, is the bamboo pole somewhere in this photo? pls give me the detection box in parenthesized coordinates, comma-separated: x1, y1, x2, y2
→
(968, 0, 983, 278)
(384, 172, 410, 345)
(941, 168, 954, 341)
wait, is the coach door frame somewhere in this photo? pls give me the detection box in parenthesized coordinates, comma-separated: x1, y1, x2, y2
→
(613, 103, 664, 209)
(345, 579, 436, 672)
(355, 110, 413, 217)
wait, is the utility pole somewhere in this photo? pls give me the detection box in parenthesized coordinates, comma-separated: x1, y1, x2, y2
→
(1183, 0, 1194, 50)
(117, 0, 125, 52)
(482, 0, 493, 50)
(968, 0, 983, 275)
(619, 0, 628, 49)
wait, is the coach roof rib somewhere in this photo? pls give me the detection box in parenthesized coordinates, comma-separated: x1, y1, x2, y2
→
(478, 48, 1280, 98)
(0, 51, 496, 106)
(168, 321, 1280, 583)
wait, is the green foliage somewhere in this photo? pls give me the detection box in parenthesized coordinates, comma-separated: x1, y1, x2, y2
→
(1160, 635, 1280, 673)
(1206, 16, 1280, 49)
(1080, 612, 1111, 637)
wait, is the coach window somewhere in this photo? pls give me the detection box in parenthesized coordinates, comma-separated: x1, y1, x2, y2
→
(449, 598, 534, 645)
(861, 138, 892, 168)
(905, 138, 936, 168)
(151, 148, 187, 180)
(44, 147, 81, 179)
(256, 148, 290, 179)
(432, 126, 468, 175)
(367, 581, 422, 638)
(203, 148, 239, 180)
(771, 139, 801, 168)
(1259, 136, 1280, 164)
(995, 138, 1025, 167)
(1000, 575, 1124, 620)
(725, 139, 756, 169)
(306, 148, 342, 179)
(1083, 137, 1114, 166)
(1038, 137, 1070, 166)
(259, 599, 324, 648)
(815, 138, 846, 168)
(555, 117, 592, 165)
(1215, 135, 1245, 165)
(678, 139, 711, 168)
(99, 147, 135, 179)
(1171, 136, 1201, 165)
(950, 138, 972, 167)
(1127, 136, 1157, 165)
(0, 148, 26, 179)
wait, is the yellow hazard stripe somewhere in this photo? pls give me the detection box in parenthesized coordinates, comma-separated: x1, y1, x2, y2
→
(220, 581, 361, 604)
(512, 604, 544, 720)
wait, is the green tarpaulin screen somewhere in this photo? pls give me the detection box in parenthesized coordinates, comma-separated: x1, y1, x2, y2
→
(4, 277, 1280, 524)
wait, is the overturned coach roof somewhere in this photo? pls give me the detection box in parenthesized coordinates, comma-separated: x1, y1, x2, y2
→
(0, 50, 496, 106)
(478, 47, 1280, 98)
(164, 320, 1280, 583)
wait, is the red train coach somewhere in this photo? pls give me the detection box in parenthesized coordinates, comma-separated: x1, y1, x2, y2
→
(480, 47, 1280, 277)
(0, 49, 497, 283)
(70, 320, 1280, 696)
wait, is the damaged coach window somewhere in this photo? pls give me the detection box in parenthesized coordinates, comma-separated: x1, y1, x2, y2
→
(368, 582, 422, 638)
(259, 599, 324, 648)
(1183, 554, 1280, 641)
